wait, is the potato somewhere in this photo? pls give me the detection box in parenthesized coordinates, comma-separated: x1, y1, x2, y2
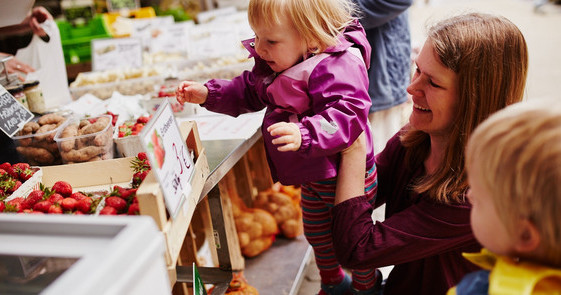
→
(281, 219, 302, 239)
(253, 209, 278, 236)
(238, 232, 250, 248)
(247, 222, 263, 240)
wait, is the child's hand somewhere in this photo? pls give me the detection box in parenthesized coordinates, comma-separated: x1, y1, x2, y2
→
(175, 81, 209, 105)
(267, 122, 302, 152)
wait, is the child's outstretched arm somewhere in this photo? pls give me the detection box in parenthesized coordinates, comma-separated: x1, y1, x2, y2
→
(335, 132, 367, 205)
(175, 80, 209, 105)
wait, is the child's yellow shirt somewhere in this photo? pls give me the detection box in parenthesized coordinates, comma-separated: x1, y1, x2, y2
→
(448, 249, 561, 294)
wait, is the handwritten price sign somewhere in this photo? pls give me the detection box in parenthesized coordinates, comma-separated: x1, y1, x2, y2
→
(139, 99, 194, 218)
(0, 85, 33, 137)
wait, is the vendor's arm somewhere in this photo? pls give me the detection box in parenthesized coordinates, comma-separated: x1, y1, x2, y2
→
(352, 0, 413, 28)
(297, 56, 371, 157)
(202, 70, 266, 117)
(0, 53, 35, 81)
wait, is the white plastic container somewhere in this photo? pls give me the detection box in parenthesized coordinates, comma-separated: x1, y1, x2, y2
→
(0, 214, 171, 295)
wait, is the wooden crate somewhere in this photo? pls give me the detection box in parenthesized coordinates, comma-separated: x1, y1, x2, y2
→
(42, 121, 210, 290)
(135, 121, 210, 285)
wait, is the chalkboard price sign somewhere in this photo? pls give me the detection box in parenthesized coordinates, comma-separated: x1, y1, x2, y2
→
(0, 85, 34, 137)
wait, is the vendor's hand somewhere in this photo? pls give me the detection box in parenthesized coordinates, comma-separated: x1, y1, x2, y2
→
(1, 54, 35, 81)
(267, 122, 302, 152)
(176, 80, 208, 105)
(23, 7, 53, 37)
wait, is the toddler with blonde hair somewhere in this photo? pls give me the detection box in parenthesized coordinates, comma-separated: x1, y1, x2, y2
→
(448, 99, 561, 294)
(176, 0, 379, 293)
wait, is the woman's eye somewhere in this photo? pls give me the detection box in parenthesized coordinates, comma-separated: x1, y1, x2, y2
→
(429, 80, 441, 88)
(267, 40, 277, 45)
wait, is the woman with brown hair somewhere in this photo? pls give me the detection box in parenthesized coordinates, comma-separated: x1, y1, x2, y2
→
(332, 12, 529, 295)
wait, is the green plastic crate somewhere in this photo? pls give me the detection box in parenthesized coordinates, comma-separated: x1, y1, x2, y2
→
(56, 15, 111, 64)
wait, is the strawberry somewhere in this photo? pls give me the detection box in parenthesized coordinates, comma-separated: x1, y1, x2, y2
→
(127, 203, 140, 215)
(73, 210, 84, 215)
(18, 168, 35, 182)
(70, 192, 88, 201)
(0, 169, 7, 179)
(105, 196, 127, 213)
(137, 152, 147, 161)
(47, 193, 64, 205)
(33, 200, 52, 213)
(112, 186, 136, 201)
(23, 189, 45, 209)
(76, 197, 93, 214)
(61, 198, 78, 211)
(48, 204, 63, 214)
(0, 201, 5, 212)
(136, 116, 151, 124)
(1, 179, 22, 194)
(132, 171, 148, 188)
(52, 181, 72, 198)
(0, 162, 16, 178)
(99, 206, 117, 215)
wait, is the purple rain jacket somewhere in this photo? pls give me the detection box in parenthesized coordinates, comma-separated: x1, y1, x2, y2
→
(202, 20, 375, 185)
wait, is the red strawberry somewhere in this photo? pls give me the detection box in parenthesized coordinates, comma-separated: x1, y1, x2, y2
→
(52, 181, 72, 198)
(0, 163, 16, 179)
(127, 203, 140, 215)
(18, 168, 35, 182)
(137, 152, 148, 161)
(99, 206, 117, 215)
(22, 208, 33, 213)
(23, 189, 45, 209)
(0, 168, 7, 179)
(73, 210, 84, 215)
(48, 204, 63, 214)
(105, 196, 127, 213)
(33, 200, 52, 213)
(0, 201, 5, 212)
(12, 163, 30, 173)
(61, 198, 78, 211)
(47, 193, 64, 205)
(136, 116, 150, 124)
(1, 179, 22, 194)
(70, 192, 88, 201)
(132, 171, 148, 188)
(4, 199, 23, 212)
(76, 197, 93, 214)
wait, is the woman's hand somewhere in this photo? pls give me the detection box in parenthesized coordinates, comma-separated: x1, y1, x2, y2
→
(267, 122, 302, 152)
(175, 81, 208, 105)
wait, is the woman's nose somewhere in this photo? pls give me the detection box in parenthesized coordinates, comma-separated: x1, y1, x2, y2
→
(407, 77, 423, 97)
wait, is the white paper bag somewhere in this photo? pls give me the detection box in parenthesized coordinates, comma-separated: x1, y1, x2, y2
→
(16, 19, 72, 110)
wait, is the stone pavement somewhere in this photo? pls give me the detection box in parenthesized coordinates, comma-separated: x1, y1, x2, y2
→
(296, 0, 561, 294)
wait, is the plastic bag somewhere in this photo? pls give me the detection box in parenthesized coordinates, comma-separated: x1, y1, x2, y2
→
(16, 19, 72, 110)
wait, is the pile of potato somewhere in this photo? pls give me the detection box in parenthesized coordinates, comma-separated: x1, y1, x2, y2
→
(253, 183, 303, 239)
(232, 204, 278, 258)
(56, 115, 114, 163)
(15, 114, 67, 165)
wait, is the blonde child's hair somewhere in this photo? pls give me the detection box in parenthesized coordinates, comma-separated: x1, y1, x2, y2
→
(248, 0, 358, 53)
(466, 99, 561, 267)
(401, 13, 528, 203)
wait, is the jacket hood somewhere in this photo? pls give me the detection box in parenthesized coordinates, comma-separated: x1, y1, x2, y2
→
(324, 19, 371, 69)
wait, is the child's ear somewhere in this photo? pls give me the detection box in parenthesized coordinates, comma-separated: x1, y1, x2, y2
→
(513, 218, 541, 253)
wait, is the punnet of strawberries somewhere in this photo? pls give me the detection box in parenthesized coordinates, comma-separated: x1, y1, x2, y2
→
(117, 115, 152, 138)
(0, 162, 36, 201)
(0, 153, 152, 215)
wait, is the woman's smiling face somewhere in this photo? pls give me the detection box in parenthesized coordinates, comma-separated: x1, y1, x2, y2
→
(407, 40, 460, 138)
